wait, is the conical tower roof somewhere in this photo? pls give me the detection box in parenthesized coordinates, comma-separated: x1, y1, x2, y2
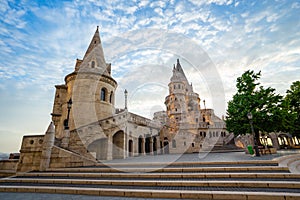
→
(78, 26, 109, 76)
(171, 59, 189, 83)
(83, 26, 102, 59)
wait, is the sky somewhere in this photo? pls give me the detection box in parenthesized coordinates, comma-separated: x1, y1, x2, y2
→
(0, 0, 299, 153)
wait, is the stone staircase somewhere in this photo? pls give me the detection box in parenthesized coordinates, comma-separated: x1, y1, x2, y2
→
(0, 159, 300, 199)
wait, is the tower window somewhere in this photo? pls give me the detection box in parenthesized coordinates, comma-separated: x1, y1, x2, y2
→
(91, 61, 95, 68)
(101, 88, 106, 101)
(109, 91, 113, 103)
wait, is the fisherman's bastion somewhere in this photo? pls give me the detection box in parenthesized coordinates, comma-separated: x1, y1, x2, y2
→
(1, 27, 300, 200)
(0, 27, 230, 172)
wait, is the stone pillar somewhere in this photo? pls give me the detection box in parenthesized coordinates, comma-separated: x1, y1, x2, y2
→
(134, 137, 138, 157)
(61, 129, 70, 149)
(150, 139, 154, 155)
(123, 132, 127, 159)
(107, 134, 113, 160)
(40, 122, 55, 171)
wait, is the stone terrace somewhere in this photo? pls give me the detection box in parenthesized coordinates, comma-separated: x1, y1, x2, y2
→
(0, 151, 300, 200)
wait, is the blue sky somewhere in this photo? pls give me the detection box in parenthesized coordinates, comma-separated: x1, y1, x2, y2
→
(0, 0, 299, 153)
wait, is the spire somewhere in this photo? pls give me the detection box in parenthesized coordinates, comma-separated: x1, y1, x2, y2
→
(176, 59, 184, 73)
(83, 26, 102, 59)
(78, 26, 109, 76)
(171, 58, 188, 83)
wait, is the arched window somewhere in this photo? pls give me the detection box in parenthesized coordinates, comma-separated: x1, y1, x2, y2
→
(91, 61, 95, 68)
(109, 91, 113, 103)
(101, 88, 106, 101)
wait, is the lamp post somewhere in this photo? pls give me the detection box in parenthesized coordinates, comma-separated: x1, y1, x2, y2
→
(247, 112, 260, 156)
(124, 89, 128, 110)
(64, 98, 72, 130)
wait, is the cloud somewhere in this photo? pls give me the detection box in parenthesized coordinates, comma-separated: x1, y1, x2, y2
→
(0, 0, 299, 153)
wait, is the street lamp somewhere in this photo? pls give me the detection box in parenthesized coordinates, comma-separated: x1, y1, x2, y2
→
(124, 89, 128, 110)
(64, 98, 72, 130)
(247, 112, 260, 156)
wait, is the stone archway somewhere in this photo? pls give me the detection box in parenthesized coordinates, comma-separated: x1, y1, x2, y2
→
(87, 138, 108, 160)
(138, 136, 144, 155)
(145, 137, 151, 154)
(163, 137, 169, 154)
(128, 139, 133, 157)
(153, 137, 157, 155)
(113, 131, 125, 159)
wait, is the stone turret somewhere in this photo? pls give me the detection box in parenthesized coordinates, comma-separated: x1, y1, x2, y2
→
(165, 59, 200, 126)
(51, 27, 117, 139)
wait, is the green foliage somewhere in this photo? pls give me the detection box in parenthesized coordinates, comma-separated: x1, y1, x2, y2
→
(226, 70, 286, 139)
(285, 81, 300, 136)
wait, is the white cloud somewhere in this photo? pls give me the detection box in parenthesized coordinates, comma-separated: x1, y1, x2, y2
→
(0, 0, 300, 152)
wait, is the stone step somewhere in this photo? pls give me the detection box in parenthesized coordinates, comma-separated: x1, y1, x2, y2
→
(0, 185, 299, 199)
(1, 178, 300, 189)
(1, 158, 297, 199)
(99, 160, 279, 168)
(12, 173, 300, 181)
(16, 172, 300, 180)
(42, 166, 289, 173)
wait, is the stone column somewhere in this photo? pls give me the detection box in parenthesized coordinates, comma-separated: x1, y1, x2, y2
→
(107, 134, 113, 160)
(40, 122, 55, 171)
(150, 138, 153, 155)
(123, 131, 127, 159)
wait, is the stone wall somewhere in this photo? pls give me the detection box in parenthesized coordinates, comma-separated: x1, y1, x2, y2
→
(49, 146, 96, 168)
(0, 159, 18, 172)
(17, 135, 44, 172)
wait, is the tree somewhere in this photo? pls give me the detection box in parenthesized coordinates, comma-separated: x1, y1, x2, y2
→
(226, 70, 284, 144)
(285, 81, 300, 137)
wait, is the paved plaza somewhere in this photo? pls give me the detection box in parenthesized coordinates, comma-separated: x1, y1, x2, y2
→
(103, 149, 300, 164)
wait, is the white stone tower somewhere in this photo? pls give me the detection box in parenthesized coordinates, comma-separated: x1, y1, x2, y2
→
(51, 26, 117, 139)
(165, 59, 201, 129)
